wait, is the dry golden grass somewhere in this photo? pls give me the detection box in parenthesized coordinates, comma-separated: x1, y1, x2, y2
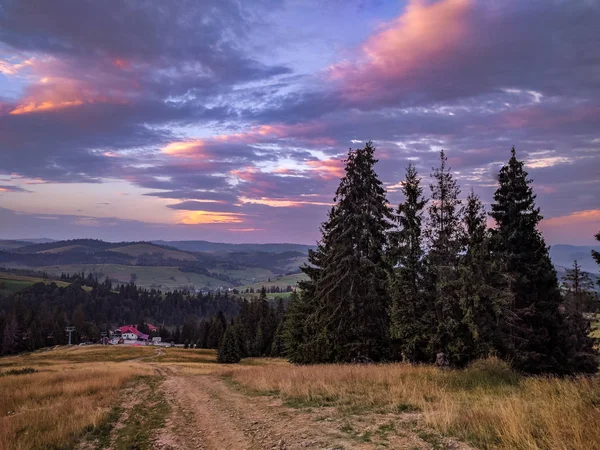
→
(0, 346, 155, 450)
(231, 357, 600, 450)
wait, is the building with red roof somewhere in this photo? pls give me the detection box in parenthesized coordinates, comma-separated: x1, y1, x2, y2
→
(115, 325, 149, 341)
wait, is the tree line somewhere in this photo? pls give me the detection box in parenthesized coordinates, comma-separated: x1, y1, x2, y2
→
(0, 275, 241, 354)
(283, 143, 598, 374)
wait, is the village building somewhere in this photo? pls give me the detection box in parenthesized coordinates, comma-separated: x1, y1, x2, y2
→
(111, 323, 158, 344)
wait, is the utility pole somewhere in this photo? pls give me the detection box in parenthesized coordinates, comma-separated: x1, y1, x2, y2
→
(65, 326, 75, 345)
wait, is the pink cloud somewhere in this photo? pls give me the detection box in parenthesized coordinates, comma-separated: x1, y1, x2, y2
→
(329, 0, 473, 103)
(306, 158, 345, 179)
(540, 210, 600, 246)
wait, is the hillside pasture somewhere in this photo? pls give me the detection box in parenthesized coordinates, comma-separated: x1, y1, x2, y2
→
(37, 244, 89, 254)
(0, 273, 70, 296)
(238, 272, 307, 292)
(108, 243, 197, 261)
(37, 264, 231, 290)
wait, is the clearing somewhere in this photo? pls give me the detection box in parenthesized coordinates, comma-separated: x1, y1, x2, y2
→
(1, 346, 598, 450)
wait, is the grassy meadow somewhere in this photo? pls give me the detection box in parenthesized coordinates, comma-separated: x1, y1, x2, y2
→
(237, 272, 308, 292)
(0, 273, 70, 296)
(230, 357, 600, 450)
(0, 347, 155, 450)
(1, 346, 599, 450)
(37, 264, 231, 290)
(0, 345, 272, 450)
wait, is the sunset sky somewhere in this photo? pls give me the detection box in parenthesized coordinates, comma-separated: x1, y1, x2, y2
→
(1, 0, 599, 245)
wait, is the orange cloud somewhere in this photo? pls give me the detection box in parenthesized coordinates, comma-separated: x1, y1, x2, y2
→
(540, 209, 600, 245)
(306, 158, 345, 179)
(329, 0, 472, 100)
(542, 210, 600, 228)
(6, 56, 134, 115)
(231, 166, 260, 182)
(0, 187, 7, 192)
(176, 210, 245, 225)
(10, 100, 84, 115)
(162, 140, 208, 157)
(239, 196, 332, 208)
(227, 228, 264, 232)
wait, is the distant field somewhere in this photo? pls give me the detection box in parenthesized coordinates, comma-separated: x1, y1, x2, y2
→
(238, 272, 307, 292)
(38, 244, 88, 254)
(38, 264, 232, 290)
(108, 243, 197, 261)
(0, 240, 31, 250)
(0, 273, 70, 295)
(213, 266, 276, 284)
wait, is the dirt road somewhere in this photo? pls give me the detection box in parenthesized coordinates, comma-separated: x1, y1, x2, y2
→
(152, 367, 473, 450)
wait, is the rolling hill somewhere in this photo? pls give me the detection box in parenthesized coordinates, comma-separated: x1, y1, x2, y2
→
(154, 240, 315, 254)
(108, 243, 197, 261)
(0, 238, 310, 292)
(549, 244, 600, 273)
(0, 271, 70, 296)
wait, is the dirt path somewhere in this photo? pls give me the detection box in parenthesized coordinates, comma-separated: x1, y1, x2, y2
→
(153, 369, 475, 450)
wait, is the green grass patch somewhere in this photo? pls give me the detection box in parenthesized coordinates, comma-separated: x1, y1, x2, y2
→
(112, 377, 169, 449)
(0, 273, 70, 295)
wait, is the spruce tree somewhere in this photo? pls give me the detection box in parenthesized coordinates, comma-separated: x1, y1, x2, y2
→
(457, 190, 511, 362)
(560, 260, 599, 373)
(425, 150, 467, 366)
(287, 142, 393, 363)
(283, 289, 314, 363)
(218, 325, 242, 363)
(563, 261, 596, 312)
(490, 147, 595, 374)
(387, 163, 431, 362)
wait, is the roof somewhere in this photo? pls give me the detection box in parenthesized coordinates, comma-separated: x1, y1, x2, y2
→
(117, 325, 149, 340)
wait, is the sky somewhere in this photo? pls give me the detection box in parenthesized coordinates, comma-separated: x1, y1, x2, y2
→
(0, 0, 599, 245)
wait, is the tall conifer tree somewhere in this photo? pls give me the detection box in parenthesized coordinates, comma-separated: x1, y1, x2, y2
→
(287, 142, 393, 363)
(425, 150, 467, 365)
(388, 163, 431, 362)
(489, 147, 595, 374)
(457, 190, 511, 362)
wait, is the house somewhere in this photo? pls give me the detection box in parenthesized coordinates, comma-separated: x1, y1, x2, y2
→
(115, 325, 149, 341)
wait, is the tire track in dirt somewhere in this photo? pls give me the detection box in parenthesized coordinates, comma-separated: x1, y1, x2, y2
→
(153, 371, 466, 450)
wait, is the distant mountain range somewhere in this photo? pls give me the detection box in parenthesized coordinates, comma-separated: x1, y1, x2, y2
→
(548, 245, 599, 274)
(152, 240, 315, 254)
(0, 238, 311, 291)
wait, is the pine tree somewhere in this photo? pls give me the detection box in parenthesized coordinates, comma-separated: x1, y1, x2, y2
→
(563, 261, 597, 312)
(560, 260, 599, 373)
(218, 325, 242, 363)
(457, 190, 512, 362)
(1, 312, 21, 355)
(425, 150, 467, 366)
(287, 142, 393, 363)
(283, 290, 314, 363)
(387, 163, 431, 362)
(490, 147, 595, 374)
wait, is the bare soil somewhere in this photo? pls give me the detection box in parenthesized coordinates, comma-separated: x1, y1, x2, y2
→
(152, 368, 476, 450)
